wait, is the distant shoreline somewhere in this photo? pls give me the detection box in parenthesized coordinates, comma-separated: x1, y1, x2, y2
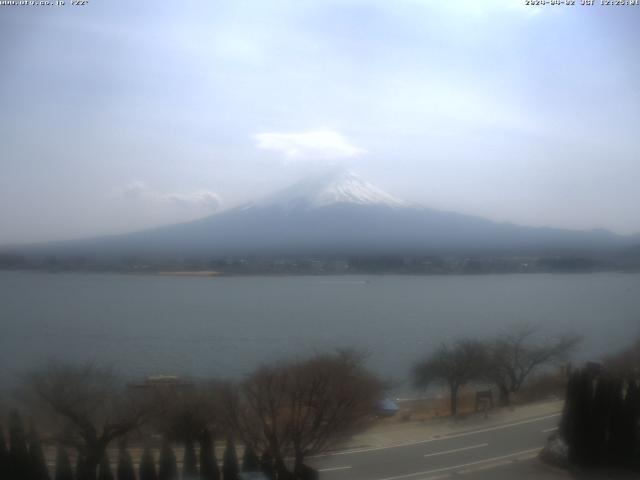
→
(153, 270, 220, 277)
(1, 268, 640, 277)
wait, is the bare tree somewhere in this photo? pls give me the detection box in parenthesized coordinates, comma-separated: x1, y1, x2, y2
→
(286, 350, 383, 475)
(25, 363, 155, 480)
(153, 380, 226, 445)
(484, 324, 580, 406)
(225, 363, 290, 471)
(413, 340, 487, 416)
(228, 350, 383, 477)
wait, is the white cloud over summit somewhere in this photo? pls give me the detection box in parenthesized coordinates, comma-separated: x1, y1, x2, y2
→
(166, 191, 221, 209)
(121, 182, 221, 210)
(255, 130, 366, 161)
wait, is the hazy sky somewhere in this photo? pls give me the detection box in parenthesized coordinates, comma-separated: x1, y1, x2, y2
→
(1, 0, 639, 245)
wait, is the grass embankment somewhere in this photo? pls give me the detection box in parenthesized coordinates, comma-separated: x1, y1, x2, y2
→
(380, 372, 567, 426)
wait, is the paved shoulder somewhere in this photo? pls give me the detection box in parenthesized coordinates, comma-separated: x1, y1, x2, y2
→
(451, 457, 570, 480)
(311, 404, 564, 480)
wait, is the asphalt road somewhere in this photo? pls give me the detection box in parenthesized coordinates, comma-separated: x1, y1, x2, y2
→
(309, 413, 563, 480)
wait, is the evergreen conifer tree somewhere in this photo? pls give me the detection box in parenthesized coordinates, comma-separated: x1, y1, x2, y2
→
(117, 445, 136, 480)
(98, 451, 114, 480)
(28, 426, 51, 480)
(559, 371, 579, 457)
(561, 369, 593, 466)
(587, 376, 610, 465)
(198, 431, 219, 480)
(76, 452, 88, 480)
(274, 457, 292, 480)
(8, 410, 30, 479)
(222, 439, 238, 480)
(241, 445, 259, 472)
(53, 446, 73, 480)
(0, 427, 9, 480)
(139, 444, 157, 480)
(183, 440, 198, 479)
(158, 439, 178, 480)
(623, 379, 640, 463)
(607, 377, 626, 465)
(259, 451, 275, 480)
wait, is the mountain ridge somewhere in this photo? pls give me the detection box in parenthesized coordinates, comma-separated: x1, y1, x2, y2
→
(2, 171, 639, 262)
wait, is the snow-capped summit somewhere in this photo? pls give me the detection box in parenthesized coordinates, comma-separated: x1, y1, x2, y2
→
(253, 170, 408, 210)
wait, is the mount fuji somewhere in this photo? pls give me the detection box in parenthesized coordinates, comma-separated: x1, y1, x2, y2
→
(249, 170, 409, 210)
(7, 171, 638, 260)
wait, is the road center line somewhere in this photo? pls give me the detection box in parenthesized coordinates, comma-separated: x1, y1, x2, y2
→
(376, 447, 543, 480)
(542, 427, 558, 433)
(423, 443, 488, 458)
(318, 465, 352, 472)
(320, 413, 560, 457)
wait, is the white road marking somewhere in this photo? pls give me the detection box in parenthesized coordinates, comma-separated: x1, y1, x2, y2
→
(376, 447, 543, 480)
(416, 474, 452, 480)
(423, 443, 488, 458)
(456, 459, 512, 474)
(318, 465, 352, 472)
(320, 413, 560, 456)
(513, 450, 541, 461)
(542, 427, 558, 433)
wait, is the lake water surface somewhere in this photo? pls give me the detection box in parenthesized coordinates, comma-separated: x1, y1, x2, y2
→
(1, 271, 639, 391)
